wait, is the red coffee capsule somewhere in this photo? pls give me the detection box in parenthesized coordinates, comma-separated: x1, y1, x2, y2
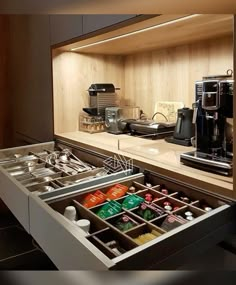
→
(163, 201, 171, 206)
(145, 193, 153, 202)
(173, 206, 180, 211)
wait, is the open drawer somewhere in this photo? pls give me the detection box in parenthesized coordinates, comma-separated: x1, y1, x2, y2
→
(0, 142, 55, 232)
(0, 141, 136, 232)
(29, 171, 235, 270)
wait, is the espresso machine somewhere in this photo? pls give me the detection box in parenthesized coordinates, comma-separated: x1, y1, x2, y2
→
(83, 83, 119, 118)
(180, 71, 234, 176)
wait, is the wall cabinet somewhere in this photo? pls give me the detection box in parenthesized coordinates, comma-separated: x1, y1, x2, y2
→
(82, 15, 137, 35)
(50, 15, 137, 46)
(50, 15, 83, 45)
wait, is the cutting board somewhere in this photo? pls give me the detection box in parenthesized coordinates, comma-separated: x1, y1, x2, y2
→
(153, 101, 184, 123)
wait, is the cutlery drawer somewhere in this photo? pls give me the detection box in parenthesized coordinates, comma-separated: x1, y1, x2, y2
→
(0, 142, 55, 231)
(0, 141, 136, 232)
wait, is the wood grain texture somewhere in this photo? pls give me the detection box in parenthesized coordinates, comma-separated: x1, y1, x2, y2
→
(53, 35, 233, 128)
(53, 50, 125, 133)
(69, 15, 233, 56)
(52, 15, 234, 198)
(233, 15, 236, 199)
(124, 36, 233, 116)
(61, 15, 187, 51)
(8, 15, 53, 145)
(0, 16, 11, 148)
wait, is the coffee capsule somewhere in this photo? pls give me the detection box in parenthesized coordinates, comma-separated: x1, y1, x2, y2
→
(76, 219, 90, 234)
(181, 197, 190, 203)
(145, 193, 153, 202)
(164, 205, 173, 211)
(129, 186, 136, 193)
(64, 206, 77, 221)
(161, 189, 169, 195)
(204, 206, 213, 212)
(186, 216, 195, 221)
(173, 206, 180, 211)
(184, 211, 193, 217)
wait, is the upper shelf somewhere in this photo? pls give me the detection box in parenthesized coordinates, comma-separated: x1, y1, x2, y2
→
(57, 14, 234, 55)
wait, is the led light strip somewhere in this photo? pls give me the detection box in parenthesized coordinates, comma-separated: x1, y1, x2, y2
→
(71, 14, 199, 51)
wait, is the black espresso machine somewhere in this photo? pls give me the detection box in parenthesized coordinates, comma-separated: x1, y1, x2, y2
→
(180, 70, 234, 176)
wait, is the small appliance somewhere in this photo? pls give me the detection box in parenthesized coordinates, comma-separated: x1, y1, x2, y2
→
(83, 83, 119, 118)
(105, 106, 140, 134)
(180, 70, 234, 176)
(128, 119, 175, 139)
(165, 107, 195, 146)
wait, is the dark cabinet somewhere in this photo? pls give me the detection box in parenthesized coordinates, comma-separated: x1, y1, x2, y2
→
(82, 15, 136, 34)
(49, 15, 83, 45)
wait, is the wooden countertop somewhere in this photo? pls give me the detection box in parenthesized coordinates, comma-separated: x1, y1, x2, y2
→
(55, 131, 234, 200)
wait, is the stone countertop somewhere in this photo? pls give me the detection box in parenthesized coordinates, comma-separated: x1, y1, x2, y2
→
(55, 131, 234, 199)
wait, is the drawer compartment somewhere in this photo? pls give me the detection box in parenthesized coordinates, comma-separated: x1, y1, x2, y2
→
(29, 171, 234, 270)
(88, 228, 137, 258)
(29, 173, 145, 269)
(0, 142, 55, 232)
(0, 141, 137, 232)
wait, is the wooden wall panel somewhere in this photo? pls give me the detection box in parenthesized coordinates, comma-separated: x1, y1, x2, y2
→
(53, 35, 233, 133)
(53, 51, 124, 133)
(233, 15, 236, 199)
(0, 16, 11, 148)
(124, 36, 233, 117)
(8, 16, 53, 145)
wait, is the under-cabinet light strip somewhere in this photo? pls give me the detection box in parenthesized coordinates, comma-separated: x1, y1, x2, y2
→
(71, 14, 199, 51)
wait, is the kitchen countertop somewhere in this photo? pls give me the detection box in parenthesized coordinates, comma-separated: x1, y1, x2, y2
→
(55, 131, 234, 200)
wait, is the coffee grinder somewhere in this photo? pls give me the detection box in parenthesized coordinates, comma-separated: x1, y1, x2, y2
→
(180, 70, 234, 176)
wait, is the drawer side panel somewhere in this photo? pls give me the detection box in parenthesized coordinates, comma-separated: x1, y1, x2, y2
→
(29, 195, 114, 270)
(0, 170, 29, 232)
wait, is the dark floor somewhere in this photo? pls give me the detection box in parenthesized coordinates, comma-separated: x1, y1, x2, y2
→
(0, 209, 57, 270)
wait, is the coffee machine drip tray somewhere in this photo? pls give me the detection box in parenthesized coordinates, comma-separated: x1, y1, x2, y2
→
(180, 151, 233, 176)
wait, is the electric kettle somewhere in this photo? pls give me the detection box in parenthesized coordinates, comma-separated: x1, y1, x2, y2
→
(165, 107, 195, 146)
(174, 108, 194, 140)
